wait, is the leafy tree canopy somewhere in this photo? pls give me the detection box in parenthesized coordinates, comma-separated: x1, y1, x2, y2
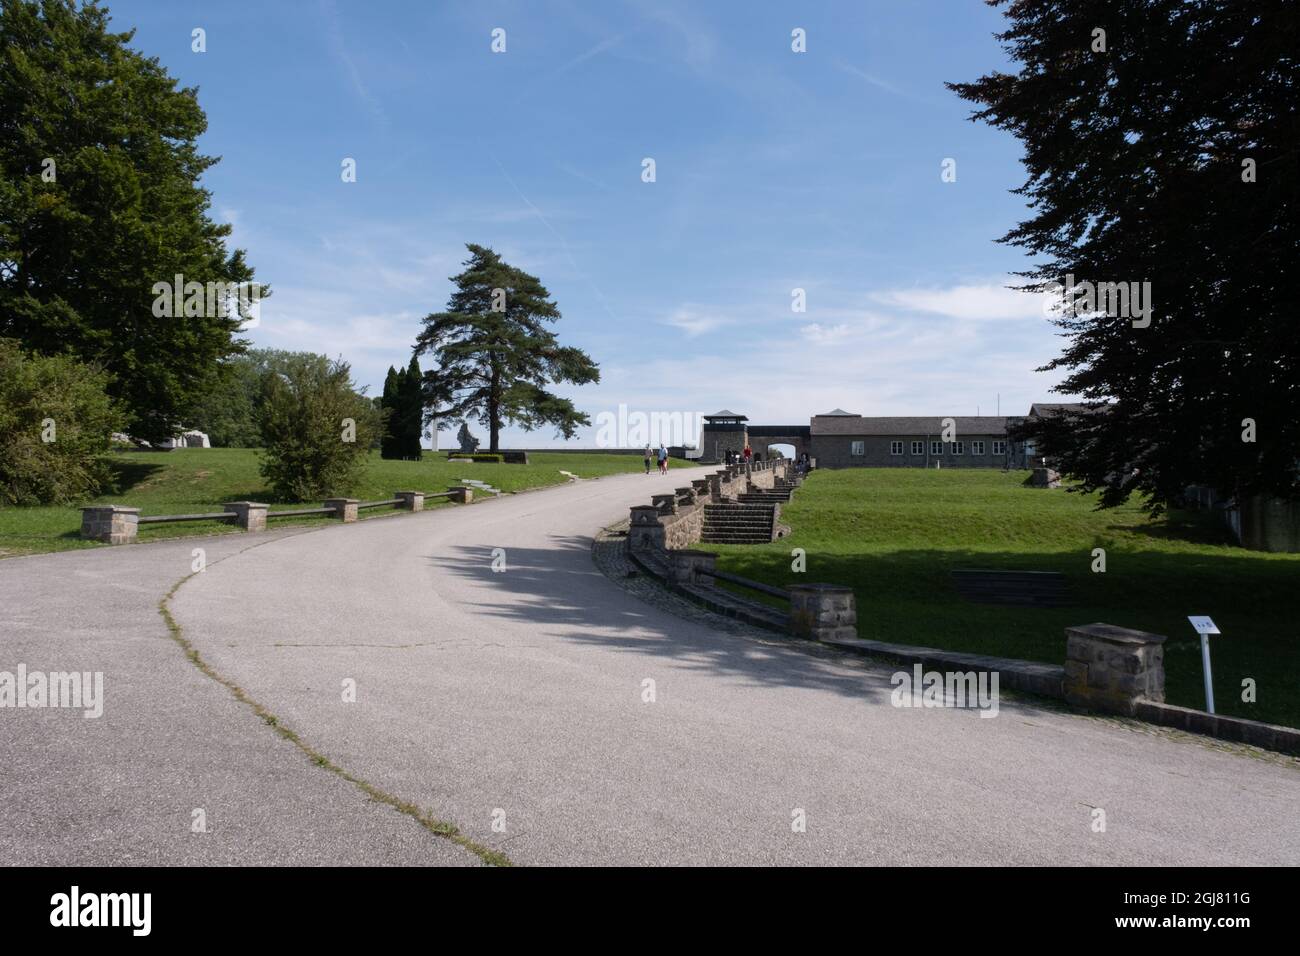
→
(0, 0, 263, 442)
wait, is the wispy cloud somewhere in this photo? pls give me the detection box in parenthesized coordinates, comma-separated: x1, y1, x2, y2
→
(835, 59, 944, 106)
(556, 34, 624, 74)
(872, 280, 1050, 322)
(319, 0, 388, 128)
(663, 307, 730, 338)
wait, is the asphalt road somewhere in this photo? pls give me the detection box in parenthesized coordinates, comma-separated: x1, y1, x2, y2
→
(2, 466, 1298, 866)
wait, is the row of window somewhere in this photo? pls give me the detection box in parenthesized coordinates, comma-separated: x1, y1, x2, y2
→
(849, 440, 1008, 457)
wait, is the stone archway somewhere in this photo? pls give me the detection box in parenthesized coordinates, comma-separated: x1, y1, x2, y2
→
(746, 425, 810, 461)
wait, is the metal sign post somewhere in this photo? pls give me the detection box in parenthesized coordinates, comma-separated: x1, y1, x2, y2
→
(1187, 616, 1221, 714)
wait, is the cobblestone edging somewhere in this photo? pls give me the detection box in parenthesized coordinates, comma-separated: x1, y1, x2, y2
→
(591, 522, 1300, 767)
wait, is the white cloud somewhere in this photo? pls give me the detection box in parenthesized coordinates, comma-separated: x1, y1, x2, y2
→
(663, 308, 730, 338)
(799, 322, 853, 344)
(872, 280, 1050, 321)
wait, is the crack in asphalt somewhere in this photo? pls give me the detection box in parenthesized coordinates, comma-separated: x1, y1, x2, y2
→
(156, 531, 512, 867)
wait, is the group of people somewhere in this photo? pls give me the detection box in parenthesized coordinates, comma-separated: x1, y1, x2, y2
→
(724, 446, 754, 466)
(643, 444, 670, 475)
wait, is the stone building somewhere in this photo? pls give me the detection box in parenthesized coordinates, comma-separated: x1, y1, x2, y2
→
(700, 410, 749, 462)
(808, 410, 1031, 469)
(702, 406, 1041, 469)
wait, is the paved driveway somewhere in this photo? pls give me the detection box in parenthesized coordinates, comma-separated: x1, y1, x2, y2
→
(3, 467, 1298, 865)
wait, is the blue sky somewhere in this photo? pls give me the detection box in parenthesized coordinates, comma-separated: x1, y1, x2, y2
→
(111, 0, 1075, 447)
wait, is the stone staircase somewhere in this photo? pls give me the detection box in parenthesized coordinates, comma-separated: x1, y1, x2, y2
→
(700, 502, 776, 544)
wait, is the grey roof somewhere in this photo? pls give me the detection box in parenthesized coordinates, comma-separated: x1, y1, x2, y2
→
(816, 408, 857, 417)
(1029, 402, 1095, 417)
(704, 409, 747, 420)
(811, 415, 1015, 436)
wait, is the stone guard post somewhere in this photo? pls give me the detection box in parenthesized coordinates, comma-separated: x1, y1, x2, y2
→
(447, 486, 474, 504)
(628, 506, 665, 550)
(789, 584, 857, 642)
(1063, 623, 1166, 714)
(80, 505, 139, 544)
(223, 501, 268, 532)
(324, 498, 359, 522)
(395, 491, 424, 511)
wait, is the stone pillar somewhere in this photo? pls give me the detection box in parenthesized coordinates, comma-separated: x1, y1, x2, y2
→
(651, 493, 678, 515)
(324, 498, 359, 522)
(80, 505, 139, 544)
(447, 486, 474, 504)
(1030, 467, 1061, 488)
(395, 491, 424, 511)
(668, 549, 716, 586)
(1063, 623, 1166, 715)
(675, 486, 697, 506)
(628, 505, 665, 550)
(788, 584, 857, 642)
(222, 501, 268, 532)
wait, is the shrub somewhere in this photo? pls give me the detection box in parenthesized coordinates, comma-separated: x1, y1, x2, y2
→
(0, 339, 121, 505)
(257, 354, 381, 501)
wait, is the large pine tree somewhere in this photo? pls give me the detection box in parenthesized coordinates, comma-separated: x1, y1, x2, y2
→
(414, 244, 599, 451)
(0, 0, 262, 442)
(949, 0, 1298, 510)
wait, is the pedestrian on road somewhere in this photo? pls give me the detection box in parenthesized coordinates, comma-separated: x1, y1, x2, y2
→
(643, 444, 652, 475)
(657, 443, 669, 475)
(743, 444, 753, 464)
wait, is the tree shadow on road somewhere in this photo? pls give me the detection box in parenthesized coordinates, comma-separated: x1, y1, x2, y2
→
(424, 537, 903, 708)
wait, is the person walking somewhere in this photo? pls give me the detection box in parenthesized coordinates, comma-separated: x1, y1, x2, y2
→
(657, 443, 669, 475)
(643, 444, 652, 475)
(742, 444, 753, 465)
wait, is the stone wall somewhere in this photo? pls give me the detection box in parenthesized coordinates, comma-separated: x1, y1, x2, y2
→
(1236, 495, 1300, 553)
(629, 460, 789, 552)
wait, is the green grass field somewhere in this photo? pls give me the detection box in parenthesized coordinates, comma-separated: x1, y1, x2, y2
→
(707, 468, 1300, 728)
(0, 447, 689, 557)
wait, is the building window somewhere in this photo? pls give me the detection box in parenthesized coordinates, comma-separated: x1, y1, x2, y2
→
(993, 440, 1007, 455)
(850, 441, 864, 456)
(911, 441, 923, 455)
(951, 441, 964, 455)
(930, 440, 943, 455)
(890, 440, 904, 456)
(971, 441, 985, 455)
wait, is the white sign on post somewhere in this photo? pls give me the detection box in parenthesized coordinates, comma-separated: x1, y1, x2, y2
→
(1187, 616, 1220, 713)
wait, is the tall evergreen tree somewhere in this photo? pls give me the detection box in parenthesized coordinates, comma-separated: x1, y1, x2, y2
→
(0, 0, 264, 442)
(379, 366, 400, 460)
(399, 355, 424, 460)
(949, 0, 1298, 510)
(414, 244, 599, 451)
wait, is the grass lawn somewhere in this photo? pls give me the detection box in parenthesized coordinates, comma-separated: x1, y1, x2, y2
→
(0, 447, 690, 558)
(707, 468, 1300, 729)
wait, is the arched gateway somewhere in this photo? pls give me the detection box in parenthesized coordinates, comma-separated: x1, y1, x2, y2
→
(701, 411, 809, 462)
